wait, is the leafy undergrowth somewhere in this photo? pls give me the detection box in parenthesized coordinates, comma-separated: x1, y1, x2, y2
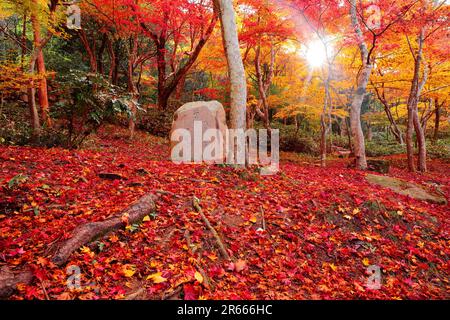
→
(0, 126, 449, 300)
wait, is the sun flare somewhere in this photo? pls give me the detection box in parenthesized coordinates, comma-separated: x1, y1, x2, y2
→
(305, 40, 329, 68)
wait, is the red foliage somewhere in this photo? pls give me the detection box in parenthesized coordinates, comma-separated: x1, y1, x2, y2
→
(0, 127, 448, 300)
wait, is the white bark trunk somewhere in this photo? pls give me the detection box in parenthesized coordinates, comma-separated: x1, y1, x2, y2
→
(349, 0, 371, 170)
(214, 0, 247, 130)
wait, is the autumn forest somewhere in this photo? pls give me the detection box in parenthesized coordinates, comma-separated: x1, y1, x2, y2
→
(0, 0, 449, 302)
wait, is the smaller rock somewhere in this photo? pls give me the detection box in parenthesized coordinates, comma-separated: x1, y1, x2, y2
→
(367, 159, 390, 174)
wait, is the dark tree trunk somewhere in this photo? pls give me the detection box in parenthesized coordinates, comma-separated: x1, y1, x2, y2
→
(433, 98, 442, 142)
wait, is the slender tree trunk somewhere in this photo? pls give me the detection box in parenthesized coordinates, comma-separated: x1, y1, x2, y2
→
(156, 36, 168, 110)
(214, 0, 247, 130)
(433, 98, 441, 142)
(345, 117, 353, 154)
(79, 30, 98, 73)
(21, 14, 27, 69)
(107, 37, 116, 83)
(414, 110, 427, 172)
(320, 113, 328, 167)
(406, 107, 415, 171)
(349, 0, 370, 170)
(97, 34, 107, 75)
(30, 5, 51, 127)
(350, 64, 371, 170)
(254, 42, 275, 131)
(320, 72, 332, 167)
(406, 28, 428, 173)
(373, 86, 404, 145)
(28, 57, 41, 139)
(127, 35, 139, 138)
(367, 122, 373, 142)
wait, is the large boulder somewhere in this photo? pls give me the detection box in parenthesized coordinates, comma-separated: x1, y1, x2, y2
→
(170, 101, 228, 163)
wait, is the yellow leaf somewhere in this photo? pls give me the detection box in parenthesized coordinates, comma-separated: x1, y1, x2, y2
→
(249, 216, 257, 223)
(194, 271, 204, 284)
(362, 258, 370, 267)
(344, 215, 353, 220)
(352, 208, 360, 215)
(123, 264, 136, 278)
(207, 253, 218, 261)
(80, 246, 91, 254)
(80, 246, 94, 258)
(329, 263, 337, 271)
(142, 215, 151, 222)
(147, 272, 167, 284)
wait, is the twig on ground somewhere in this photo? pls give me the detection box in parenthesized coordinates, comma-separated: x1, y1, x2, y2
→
(40, 280, 50, 300)
(192, 197, 231, 261)
(261, 206, 266, 231)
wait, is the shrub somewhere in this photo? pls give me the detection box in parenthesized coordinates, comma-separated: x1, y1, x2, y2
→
(428, 139, 450, 160)
(366, 141, 405, 157)
(280, 133, 318, 154)
(51, 71, 134, 148)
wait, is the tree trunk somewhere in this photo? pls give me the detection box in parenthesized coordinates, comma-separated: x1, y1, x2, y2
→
(214, 0, 247, 130)
(28, 51, 41, 139)
(21, 14, 27, 69)
(107, 37, 116, 83)
(79, 29, 98, 73)
(97, 34, 107, 75)
(345, 117, 353, 154)
(373, 86, 404, 145)
(28, 84, 41, 139)
(320, 113, 327, 167)
(30, 5, 51, 127)
(156, 37, 168, 110)
(349, 64, 371, 170)
(433, 98, 441, 142)
(254, 42, 275, 131)
(151, 13, 217, 110)
(367, 122, 373, 142)
(414, 110, 427, 172)
(406, 28, 428, 173)
(349, 0, 371, 170)
(127, 35, 139, 138)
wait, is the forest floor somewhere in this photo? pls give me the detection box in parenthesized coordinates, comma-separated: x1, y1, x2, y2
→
(0, 125, 449, 300)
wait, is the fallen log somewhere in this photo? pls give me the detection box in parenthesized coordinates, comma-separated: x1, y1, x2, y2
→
(52, 194, 158, 266)
(0, 266, 33, 299)
(0, 194, 158, 299)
